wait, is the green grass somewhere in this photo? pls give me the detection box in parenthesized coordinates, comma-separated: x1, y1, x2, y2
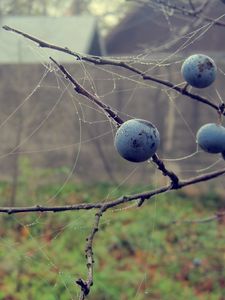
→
(0, 176, 224, 300)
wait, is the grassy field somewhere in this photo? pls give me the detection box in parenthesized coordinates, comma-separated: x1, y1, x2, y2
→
(0, 172, 224, 300)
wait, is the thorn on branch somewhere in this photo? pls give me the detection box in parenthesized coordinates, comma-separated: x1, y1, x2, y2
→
(36, 204, 44, 212)
(151, 154, 180, 188)
(39, 41, 46, 48)
(137, 197, 145, 207)
(218, 103, 225, 115)
(2, 25, 10, 31)
(76, 278, 90, 296)
(181, 83, 189, 94)
(122, 195, 128, 202)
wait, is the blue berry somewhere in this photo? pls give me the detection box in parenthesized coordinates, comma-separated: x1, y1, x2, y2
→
(196, 123, 225, 153)
(181, 54, 217, 88)
(114, 119, 160, 162)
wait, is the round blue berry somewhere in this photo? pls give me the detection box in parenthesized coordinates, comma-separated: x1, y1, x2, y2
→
(181, 54, 217, 88)
(114, 119, 160, 162)
(196, 123, 225, 153)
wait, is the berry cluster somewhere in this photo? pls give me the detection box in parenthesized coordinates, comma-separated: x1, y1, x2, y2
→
(114, 54, 224, 162)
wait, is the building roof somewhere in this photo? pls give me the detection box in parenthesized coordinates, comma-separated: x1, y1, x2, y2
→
(0, 15, 103, 64)
(105, 2, 225, 56)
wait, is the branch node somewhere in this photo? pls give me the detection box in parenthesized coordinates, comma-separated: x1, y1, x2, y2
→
(76, 278, 90, 296)
(122, 195, 128, 202)
(2, 25, 10, 31)
(181, 83, 189, 94)
(137, 198, 145, 207)
(36, 205, 44, 212)
(38, 41, 46, 48)
(218, 103, 225, 115)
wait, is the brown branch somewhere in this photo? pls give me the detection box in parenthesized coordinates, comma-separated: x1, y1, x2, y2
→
(188, 0, 196, 12)
(152, 154, 179, 188)
(0, 167, 225, 215)
(2, 25, 223, 116)
(0, 203, 102, 214)
(1, 166, 224, 300)
(170, 211, 225, 225)
(2, 25, 81, 60)
(138, 153, 179, 206)
(50, 57, 123, 126)
(76, 207, 106, 299)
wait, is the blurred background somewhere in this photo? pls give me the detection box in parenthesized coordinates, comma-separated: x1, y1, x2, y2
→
(0, 1, 224, 299)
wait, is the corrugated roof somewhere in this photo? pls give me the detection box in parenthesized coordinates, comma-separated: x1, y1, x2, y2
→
(0, 15, 98, 63)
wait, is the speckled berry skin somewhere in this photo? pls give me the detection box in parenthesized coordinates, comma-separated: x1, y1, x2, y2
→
(196, 123, 225, 153)
(181, 54, 217, 88)
(114, 119, 160, 162)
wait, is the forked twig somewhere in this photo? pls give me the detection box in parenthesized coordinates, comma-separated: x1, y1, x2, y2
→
(76, 207, 106, 299)
(0, 167, 225, 215)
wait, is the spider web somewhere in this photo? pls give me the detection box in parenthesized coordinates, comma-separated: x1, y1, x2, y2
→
(0, 3, 225, 300)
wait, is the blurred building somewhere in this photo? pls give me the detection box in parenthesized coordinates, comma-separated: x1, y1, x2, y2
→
(0, 15, 105, 63)
(105, 2, 225, 55)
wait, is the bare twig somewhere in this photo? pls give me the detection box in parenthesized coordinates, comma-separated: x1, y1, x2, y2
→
(76, 207, 106, 299)
(0, 166, 224, 300)
(49, 57, 123, 127)
(188, 0, 195, 12)
(138, 153, 179, 206)
(171, 211, 225, 225)
(2, 25, 224, 116)
(0, 167, 225, 215)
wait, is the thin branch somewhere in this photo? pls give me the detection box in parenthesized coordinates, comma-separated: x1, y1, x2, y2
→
(154, 0, 210, 16)
(170, 211, 225, 225)
(0, 167, 225, 215)
(2, 25, 224, 116)
(152, 154, 179, 188)
(0, 203, 102, 214)
(138, 153, 179, 206)
(49, 57, 123, 126)
(2, 25, 81, 60)
(188, 0, 195, 12)
(1, 166, 225, 300)
(76, 207, 105, 299)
